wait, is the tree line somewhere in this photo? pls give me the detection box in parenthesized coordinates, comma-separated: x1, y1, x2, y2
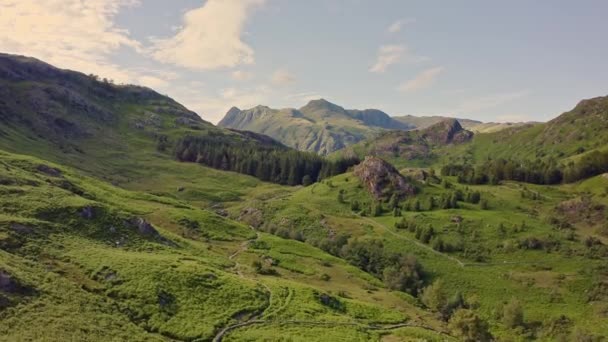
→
(174, 135, 359, 185)
(441, 150, 608, 185)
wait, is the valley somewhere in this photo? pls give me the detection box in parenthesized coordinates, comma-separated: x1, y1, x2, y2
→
(0, 53, 607, 342)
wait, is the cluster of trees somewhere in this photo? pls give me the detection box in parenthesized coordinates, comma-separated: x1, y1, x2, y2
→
(442, 150, 608, 185)
(562, 149, 608, 182)
(175, 135, 358, 185)
(340, 239, 426, 295)
(395, 219, 463, 253)
(400, 190, 482, 212)
(441, 159, 563, 185)
(262, 223, 427, 295)
(419, 280, 493, 341)
(518, 235, 561, 252)
(350, 190, 484, 218)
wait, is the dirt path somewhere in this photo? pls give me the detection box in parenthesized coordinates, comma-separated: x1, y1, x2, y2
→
(214, 319, 452, 341)
(214, 225, 452, 341)
(214, 227, 273, 342)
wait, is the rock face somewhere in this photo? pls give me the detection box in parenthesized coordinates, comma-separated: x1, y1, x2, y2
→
(422, 119, 473, 145)
(131, 217, 160, 237)
(239, 208, 264, 228)
(353, 156, 416, 200)
(36, 164, 62, 177)
(0, 270, 34, 295)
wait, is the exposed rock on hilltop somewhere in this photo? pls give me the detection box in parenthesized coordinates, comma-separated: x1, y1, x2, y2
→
(422, 119, 473, 145)
(0, 53, 211, 155)
(353, 156, 416, 200)
(338, 119, 474, 161)
(394, 114, 481, 130)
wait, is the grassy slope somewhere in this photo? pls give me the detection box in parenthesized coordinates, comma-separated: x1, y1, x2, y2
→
(251, 172, 608, 339)
(438, 95, 608, 165)
(0, 150, 448, 341)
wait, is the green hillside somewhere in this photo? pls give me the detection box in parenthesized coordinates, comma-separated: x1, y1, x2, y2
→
(0, 53, 450, 341)
(2, 53, 608, 341)
(0, 150, 451, 341)
(447, 96, 608, 163)
(334, 119, 474, 168)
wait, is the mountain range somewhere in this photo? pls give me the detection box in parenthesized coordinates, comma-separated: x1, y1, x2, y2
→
(219, 99, 532, 155)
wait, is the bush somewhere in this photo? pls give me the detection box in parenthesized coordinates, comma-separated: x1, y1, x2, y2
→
(480, 199, 489, 210)
(503, 298, 525, 329)
(448, 309, 493, 342)
(341, 239, 425, 295)
(421, 280, 447, 312)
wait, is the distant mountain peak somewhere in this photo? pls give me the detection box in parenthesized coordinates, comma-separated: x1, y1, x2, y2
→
(300, 98, 345, 112)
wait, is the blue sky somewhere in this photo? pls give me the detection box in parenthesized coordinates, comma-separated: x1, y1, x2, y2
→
(1, 0, 607, 123)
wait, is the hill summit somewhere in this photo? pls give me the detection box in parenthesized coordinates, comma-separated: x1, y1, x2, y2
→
(337, 118, 474, 161)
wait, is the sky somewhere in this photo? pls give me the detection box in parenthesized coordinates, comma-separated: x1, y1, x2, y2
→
(1, 0, 607, 124)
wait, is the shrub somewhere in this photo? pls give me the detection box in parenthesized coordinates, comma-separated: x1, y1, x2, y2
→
(421, 280, 447, 312)
(503, 298, 525, 329)
(448, 309, 493, 342)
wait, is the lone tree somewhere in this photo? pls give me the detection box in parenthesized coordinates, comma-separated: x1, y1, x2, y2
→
(388, 193, 399, 209)
(503, 298, 525, 329)
(448, 309, 493, 342)
(337, 190, 345, 203)
(421, 279, 447, 312)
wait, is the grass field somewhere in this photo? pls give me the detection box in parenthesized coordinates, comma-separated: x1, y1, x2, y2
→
(249, 171, 608, 340)
(0, 150, 449, 341)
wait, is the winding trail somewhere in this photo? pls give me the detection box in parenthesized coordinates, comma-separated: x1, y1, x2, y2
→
(213, 225, 452, 342)
(214, 319, 451, 341)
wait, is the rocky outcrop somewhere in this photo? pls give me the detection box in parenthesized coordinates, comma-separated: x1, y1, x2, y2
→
(422, 119, 473, 145)
(239, 208, 264, 228)
(338, 119, 474, 161)
(128, 217, 177, 247)
(353, 156, 416, 200)
(131, 217, 161, 237)
(0, 270, 34, 295)
(36, 164, 62, 177)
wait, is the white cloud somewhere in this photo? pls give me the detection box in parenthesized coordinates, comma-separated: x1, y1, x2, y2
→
(271, 68, 296, 85)
(369, 45, 405, 73)
(397, 67, 444, 92)
(231, 70, 254, 81)
(150, 0, 265, 70)
(285, 92, 323, 104)
(455, 90, 530, 114)
(387, 18, 415, 34)
(369, 44, 426, 73)
(0, 0, 143, 83)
